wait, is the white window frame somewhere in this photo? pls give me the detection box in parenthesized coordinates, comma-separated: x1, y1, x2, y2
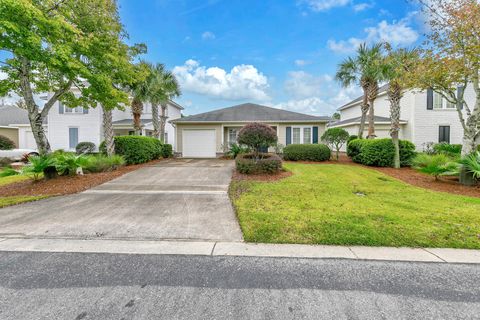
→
(68, 126, 79, 150)
(227, 128, 239, 146)
(433, 92, 456, 110)
(63, 103, 84, 114)
(291, 126, 313, 144)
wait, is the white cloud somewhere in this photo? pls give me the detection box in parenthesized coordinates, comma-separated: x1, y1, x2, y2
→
(328, 16, 419, 53)
(299, 0, 351, 12)
(201, 31, 216, 40)
(172, 59, 270, 101)
(294, 59, 310, 67)
(284, 71, 332, 98)
(353, 2, 374, 12)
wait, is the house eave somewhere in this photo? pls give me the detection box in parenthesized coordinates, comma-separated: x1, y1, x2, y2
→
(171, 119, 330, 124)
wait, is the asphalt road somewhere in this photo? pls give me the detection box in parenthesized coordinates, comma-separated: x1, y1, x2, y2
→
(0, 252, 479, 320)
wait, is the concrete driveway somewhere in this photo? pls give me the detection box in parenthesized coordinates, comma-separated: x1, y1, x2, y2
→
(0, 159, 243, 241)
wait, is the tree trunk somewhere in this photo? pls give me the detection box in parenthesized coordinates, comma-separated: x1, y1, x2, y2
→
(358, 90, 369, 139)
(102, 106, 115, 156)
(131, 97, 143, 135)
(367, 82, 378, 139)
(160, 103, 168, 143)
(152, 103, 160, 139)
(388, 82, 402, 169)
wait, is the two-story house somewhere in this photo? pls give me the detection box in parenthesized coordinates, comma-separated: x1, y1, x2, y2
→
(0, 99, 183, 151)
(329, 84, 476, 150)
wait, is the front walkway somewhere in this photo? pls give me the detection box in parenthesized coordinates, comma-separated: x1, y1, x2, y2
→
(0, 159, 243, 242)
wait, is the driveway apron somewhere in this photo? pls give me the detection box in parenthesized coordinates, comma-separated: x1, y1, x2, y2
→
(0, 159, 243, 241)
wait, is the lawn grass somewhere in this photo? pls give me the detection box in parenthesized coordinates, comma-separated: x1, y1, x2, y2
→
(230, 163, 480, 248)
(0, 195, 48, 208)
(0, 174, 28, 187)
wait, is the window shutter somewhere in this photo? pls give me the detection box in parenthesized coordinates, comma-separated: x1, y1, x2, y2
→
(83, 107, 89, 114)
(286, 127, 291, 145)
(59, 102, 64, 114)
(426, 88, 433, 110)
(312, 126, 319, 144)
(457, 86, 464, 110)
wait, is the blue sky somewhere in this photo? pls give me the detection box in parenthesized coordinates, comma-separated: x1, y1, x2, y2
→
(118, 0, 425, 116)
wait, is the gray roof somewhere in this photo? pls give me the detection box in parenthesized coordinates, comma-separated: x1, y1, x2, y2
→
(338, 83, 390, 110)
(112, 119, 152, 125)
(172, 103, 330, 123)
(329, 115, 407, 127)
(0, 104, 45, 126)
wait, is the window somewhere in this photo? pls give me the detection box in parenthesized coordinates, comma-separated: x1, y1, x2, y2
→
(439, 126, 450, 143)
(228, 129, 239, 146)
(291, 126, 312, 144)
(69, 128, 78, 149)
(164, 132, 168, 143)
(433, 92, 456, 109)
(63, 103, 84, 114)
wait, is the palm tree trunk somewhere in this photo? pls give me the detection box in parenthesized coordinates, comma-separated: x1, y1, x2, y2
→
(358, 96, 369, 139)
(131, 97, 143, 135)
(388, 82, 402, 168)
(152, 103, 160, 139)
(367, 82, 378, 139)
(160, 103, 168, 143)
(102, 105, 115, 156)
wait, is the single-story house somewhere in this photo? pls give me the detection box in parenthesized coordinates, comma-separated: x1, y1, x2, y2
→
(171, 103, 330, 158)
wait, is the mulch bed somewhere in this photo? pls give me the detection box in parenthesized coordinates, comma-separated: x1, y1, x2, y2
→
(233, 170, 292, 182)
(0, 159, 162, 197)
(287, 153, 480, 198)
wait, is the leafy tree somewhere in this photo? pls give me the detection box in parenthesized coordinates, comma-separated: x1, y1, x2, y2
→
(331, 112, 341, 121)
(321, 128, 350, 160)
(335, 43, 385, 139)
(128, 62, 151, 135)
(0, 0, 140, 154)
(237, 123, 278, 160)
(382, 45, 419, 168)
(408, 0, 480, 156)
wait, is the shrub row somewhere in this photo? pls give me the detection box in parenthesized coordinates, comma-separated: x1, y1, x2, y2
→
(433, 142, 462, 157)
(347, 138, 416, 167)
(236, 153, 282, 174)
(100, 136, 172, 164)
(283, 144, 331, 162)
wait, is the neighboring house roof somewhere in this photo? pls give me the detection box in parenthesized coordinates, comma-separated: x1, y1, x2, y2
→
(338, 83, 390, 111)
(112, 119, 152, 125)
(0, 104, 47, 126)
(329, 116, 407, 128)
(171, 103, 330, 123)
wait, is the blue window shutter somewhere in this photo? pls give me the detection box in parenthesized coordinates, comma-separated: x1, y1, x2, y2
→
(457, 86, 464, 110)
(286, 127, 291, 145)
(69, 128, 78, 149)
(83, 107, 89, 114)
(427, 89, 433, 110)
(59, 102, 64, 114)
(312, 126, 319, 144)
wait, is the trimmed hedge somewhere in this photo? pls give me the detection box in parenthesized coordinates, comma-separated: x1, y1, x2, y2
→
(76, 141, 96, 154)
(160, 143, 173, 158)
(347, 138, 416, 167)
(236, 153, 282, 174)
(0, 135, 15, 150)
(433, 142, 462, 157)
(100, 136, 162, 164)
(283, 144, 331, 162)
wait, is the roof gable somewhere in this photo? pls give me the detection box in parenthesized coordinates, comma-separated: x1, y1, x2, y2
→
(338, 83, 389, 111)
(173, 103, 330, 123)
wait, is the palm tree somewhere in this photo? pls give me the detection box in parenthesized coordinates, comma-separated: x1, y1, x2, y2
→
(147, 63, 181, 141)
(102, 105, 115, 156)
(129, 62, 151, 135)
(335, 43, 384, 139)
(382, 46, 419, 168)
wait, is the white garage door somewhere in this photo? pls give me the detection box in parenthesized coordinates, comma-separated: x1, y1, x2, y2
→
(182, 129, 216, 158)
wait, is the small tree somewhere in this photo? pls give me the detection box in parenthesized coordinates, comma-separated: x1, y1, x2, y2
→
(321, 128, 350, 160)
(237, 123, 277, 160)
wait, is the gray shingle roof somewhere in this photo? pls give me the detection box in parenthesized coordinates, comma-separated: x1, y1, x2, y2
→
(0, 104, 44, 126)
(338, 83, 390, 110)
(112, 119, 152, 125)
(329, 115, 407, 127)
(172, 103, 330, 123)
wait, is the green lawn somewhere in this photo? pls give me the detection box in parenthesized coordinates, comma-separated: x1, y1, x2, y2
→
(0, 170, 47, 207)
(0, 174, 28, 186)
(230, 163, 480, 248)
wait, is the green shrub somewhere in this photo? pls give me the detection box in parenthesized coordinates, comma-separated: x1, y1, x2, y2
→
(321, 128, 349, 160)
(22, 155, 56, 180)
(283, 144, 331, 162)
(0, 135, 15, 150)
(459, 151, 480, 180)
(412, 153, 459, 180)
(348, 138, 416, 167)
(237, 123, 278, 158)
(0, 167, 19, 177)
(433, 142, 462, 157)
(84, 155, 125, 173)
(160, 143, 173, 158)
(54, 153, 91, 176)
(236, 153, 282, 174)
(76, 141, 96, 155)
(100, 136, 162, 164)
(226, 143, 250, 159)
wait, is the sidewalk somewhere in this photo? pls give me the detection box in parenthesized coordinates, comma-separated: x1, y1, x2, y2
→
(1, 237, 479, 264)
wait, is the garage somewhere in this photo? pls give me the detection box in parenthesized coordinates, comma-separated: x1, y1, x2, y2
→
(182, 129, 216, 158)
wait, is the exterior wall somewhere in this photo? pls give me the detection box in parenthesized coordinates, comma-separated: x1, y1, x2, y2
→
(176, 122, 328, 156)
(0, 127, 19, 148)
(18, 125, 47, 150)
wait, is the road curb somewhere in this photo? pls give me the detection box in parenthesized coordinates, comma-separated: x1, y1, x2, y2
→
(0, 238, 479, 264)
